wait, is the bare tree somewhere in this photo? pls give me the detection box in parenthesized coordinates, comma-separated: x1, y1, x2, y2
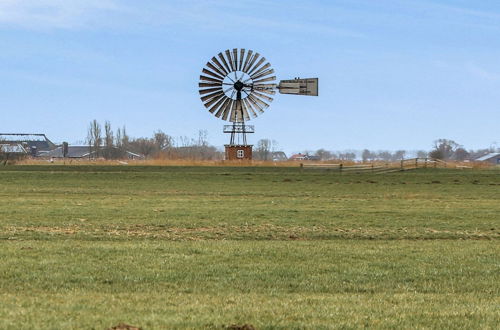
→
(416, 150, 428, 158)
(429, 139, 460, 160)
(131, 138, 155, 159)
(362, 149, 376, 162)
(198, 130, 208, 147)
(256, 139, 271, 160)
(87, 120, 102, 159)
(338, 152, 356, 161)
(154, 130, 173, 151)
(377, 151, 392, 161)
(315, 148, 332, 160)
(103, 121, 114, 159)
(453, 147, 470, 161)
(393, 150, 406, 161)
(121, 126, 129, 149)
(115, 127, 122, 149)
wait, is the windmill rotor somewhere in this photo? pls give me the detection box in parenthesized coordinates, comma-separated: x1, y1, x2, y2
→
(199, 48, 276, 123)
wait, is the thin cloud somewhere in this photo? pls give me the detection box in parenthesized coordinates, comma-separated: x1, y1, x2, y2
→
(428, 2, 500, 20)
(466, 63, 500, 81)
(0, 0, 123, 29)
(125, 1, 365, 38)
(405, 0, 500, 28)
(0, 0, 364, 38)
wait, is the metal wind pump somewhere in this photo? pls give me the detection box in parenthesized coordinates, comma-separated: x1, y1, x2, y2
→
(199, 48, 318, 160)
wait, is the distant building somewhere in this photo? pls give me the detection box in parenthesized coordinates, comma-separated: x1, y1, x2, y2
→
(40, 146, 144, 160)
(289, 153, 307, 161)
(289, 153, 320, 161)
(0, 144, 27, 154)
(306, 155, 321, 161)
(0, 133, 56, 156)
(272, 151, 288, 161)
(475, 152, 500, 165)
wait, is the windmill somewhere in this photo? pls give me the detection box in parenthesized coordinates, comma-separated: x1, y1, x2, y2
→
(199, 48, 318, 160)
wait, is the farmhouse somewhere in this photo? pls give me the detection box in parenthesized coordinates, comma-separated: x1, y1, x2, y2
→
(475, 152, 500, 165)
(289, 153, 307, 161)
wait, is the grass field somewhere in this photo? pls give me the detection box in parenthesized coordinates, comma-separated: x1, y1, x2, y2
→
(0, 166, 499, 329)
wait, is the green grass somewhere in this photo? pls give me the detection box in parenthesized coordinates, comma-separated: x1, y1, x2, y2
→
(0, 166, 499, 329)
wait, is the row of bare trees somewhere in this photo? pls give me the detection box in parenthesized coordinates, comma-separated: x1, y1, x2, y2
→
(304, 139, 498, 162)
(86, 120, 222, 160)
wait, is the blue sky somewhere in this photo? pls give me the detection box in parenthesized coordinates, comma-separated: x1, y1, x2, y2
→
(1, 0, 499, 154)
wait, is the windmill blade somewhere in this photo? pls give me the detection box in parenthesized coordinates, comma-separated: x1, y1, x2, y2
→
(199, 87, 222, 95)
(204, 93, 226, 109)
(200, 90, 224, 102)
(199, 82, 222, 88)
(250, 63, 271, 78)
(225, 50, 235, 71)
(249, 93, 269, 109)
(242, 50, 253, 72)
(247, 95, 265, 113)
(248, 57, 266, 75)
(253, 83, 277, 90)
(200, 75, 222, 83)
(218, 52, 232, 73)
(253, 76, 276, 84)
(240, 99, 251, 121)
(222, 99, 234, 121)
(252, 87, 276, 95)
(252, 90, 274, 102)
(207, 95, 227, 113)
(251, 68, 274, 81)
(202, 68, 224, 80)
(245, 53, 260, 74)
(242, 97, 258, 118)
(215, 98, 232, 118)
(232, 49, 238, 72)
(206, 62, 226, 78)
(211, 56, 228, 75)
(238, 49, 245, 71)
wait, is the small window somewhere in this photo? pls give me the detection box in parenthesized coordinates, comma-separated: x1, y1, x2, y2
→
(237, 149, 245, 158)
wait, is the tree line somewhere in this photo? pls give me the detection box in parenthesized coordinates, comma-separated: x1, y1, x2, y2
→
(85, 120, 284, 161)
(301, 139, 498, 162)
(85, 120, 498, 161)
(86, 120, 222, 160)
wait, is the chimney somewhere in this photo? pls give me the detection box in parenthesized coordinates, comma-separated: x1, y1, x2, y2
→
(62, 142, 69, 158)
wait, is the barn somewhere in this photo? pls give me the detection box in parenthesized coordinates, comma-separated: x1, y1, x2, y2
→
(41, 145, 144, 160)
(475, 152, 500, 165)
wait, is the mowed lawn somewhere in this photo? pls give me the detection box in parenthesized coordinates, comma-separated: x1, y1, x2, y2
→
(0, 166, 499, 329)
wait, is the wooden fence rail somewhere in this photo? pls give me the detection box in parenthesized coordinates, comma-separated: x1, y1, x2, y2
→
(301, 158, 459, 173)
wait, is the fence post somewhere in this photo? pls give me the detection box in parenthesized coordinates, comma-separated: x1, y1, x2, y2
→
(424, 158, 427, 168)
(415, 158, 418, 169)
(400, 159, 404, 171)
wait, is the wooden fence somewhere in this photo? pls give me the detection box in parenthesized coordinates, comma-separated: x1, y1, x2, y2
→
(300, 158, 471, 173)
